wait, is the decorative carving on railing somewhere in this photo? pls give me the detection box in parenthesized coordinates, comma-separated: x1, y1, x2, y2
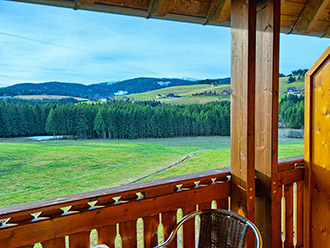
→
(0, 168, 230, 248)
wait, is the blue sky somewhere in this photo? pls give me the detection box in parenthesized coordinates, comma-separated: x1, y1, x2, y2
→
(0, 1, 329, 87)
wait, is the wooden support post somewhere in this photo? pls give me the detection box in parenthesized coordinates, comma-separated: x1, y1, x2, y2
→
(255, 0, 280, 247)
(230, 0, 256, 225)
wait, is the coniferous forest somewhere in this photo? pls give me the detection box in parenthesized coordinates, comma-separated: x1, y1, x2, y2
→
(279, 95, 304, 129)
(0, 95, 304, 139)
(0, 101, 231, 138)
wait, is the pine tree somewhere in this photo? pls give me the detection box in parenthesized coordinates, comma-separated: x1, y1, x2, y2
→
(94, 108, 107, 139)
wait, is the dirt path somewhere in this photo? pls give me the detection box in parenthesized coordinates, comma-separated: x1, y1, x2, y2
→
(127, 150, 205, 184)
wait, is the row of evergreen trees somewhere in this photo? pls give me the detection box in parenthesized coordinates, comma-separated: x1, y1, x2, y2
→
(0, 96, 305, 139)
(279, 95, 304, 129)
(0, 101, 231, 139)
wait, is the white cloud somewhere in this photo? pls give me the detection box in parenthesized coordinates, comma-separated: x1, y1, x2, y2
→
(0, 1, 327, 87)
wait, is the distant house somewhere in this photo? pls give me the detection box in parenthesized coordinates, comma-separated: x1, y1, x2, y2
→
(114, 90, 128, 96)
(99, 98, 107, 102)
(155, 94, 163, 99)
(222, 90, 230, 95)
(166, 93, 181, 98)
(287, 87, 299, 94)
(122, 96, 128, 101)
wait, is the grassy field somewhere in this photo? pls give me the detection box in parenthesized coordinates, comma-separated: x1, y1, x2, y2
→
(116, 84, 231, 104)
(114, 77, 305, 104)
(0, 136, 303, 207)
(279, 76, 305, 93)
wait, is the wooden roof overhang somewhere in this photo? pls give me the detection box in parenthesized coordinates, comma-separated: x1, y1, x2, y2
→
(10, 0, 330, 38)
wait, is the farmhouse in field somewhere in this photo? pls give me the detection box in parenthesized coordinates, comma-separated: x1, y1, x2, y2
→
(287, 87, 299, 94)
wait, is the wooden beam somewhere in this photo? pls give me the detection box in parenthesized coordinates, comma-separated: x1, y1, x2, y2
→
(205, 0, 230, 23)
(80, 0, 94, 6)
(305, 0, 330, 33)
(230, 0, 256, 224)
(255, 0, 280, 247)
(147, 0, 169, 17)
(293, 0, 326, 33)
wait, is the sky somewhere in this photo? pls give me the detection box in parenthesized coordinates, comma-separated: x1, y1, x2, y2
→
(0, 1, 329, 87)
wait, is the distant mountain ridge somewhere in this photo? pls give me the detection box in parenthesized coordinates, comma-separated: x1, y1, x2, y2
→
(0, 77, 230, 99)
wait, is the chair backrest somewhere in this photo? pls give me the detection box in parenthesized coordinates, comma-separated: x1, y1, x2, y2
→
(198, 209, 250, 248)
(154, 209, 262, 248)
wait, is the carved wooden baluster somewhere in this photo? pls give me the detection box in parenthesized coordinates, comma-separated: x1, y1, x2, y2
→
(198, 201, 211, 211)
(69, 231, 91, 248)
(281, 185, 286, 245)
(119, 219, 137, 248)
(42, 237, 66, 248)
(284, 184, 294, 248)
(296, 181, 304, 248)
(216, 198, 229, 210)
(97, 225, 117, 247)
(143, 214, 159, 248)
(162, 210, 177, 248)
(293, 182, 297, 248)
(182, 205, 196, 248)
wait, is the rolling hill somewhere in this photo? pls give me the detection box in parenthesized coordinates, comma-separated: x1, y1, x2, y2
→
(118, 83, 231, 104)
(0, 77, 230, 99)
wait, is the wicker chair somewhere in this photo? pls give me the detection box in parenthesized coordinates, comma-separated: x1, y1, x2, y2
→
(155, 209, 262, 248)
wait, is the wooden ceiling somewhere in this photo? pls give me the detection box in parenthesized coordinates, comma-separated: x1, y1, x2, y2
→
(11, 0, 330, 38)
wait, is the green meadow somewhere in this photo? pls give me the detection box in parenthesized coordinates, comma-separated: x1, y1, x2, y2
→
(0, 136, 303, 207)
(116, 84, 231, 104)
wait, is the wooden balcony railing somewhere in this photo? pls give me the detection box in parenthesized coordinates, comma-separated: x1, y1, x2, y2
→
(278, 155, 304, 248)
(0, 168, 230, 248)
(0, 156, 305, 248)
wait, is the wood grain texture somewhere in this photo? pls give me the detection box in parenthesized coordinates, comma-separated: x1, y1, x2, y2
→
(206, 0, 228, 23)
(284, 184, 294, 248)
(310, 51, 330, 247)
(293, 0, 327, 33)
(230, 0, 256, 226)
(296, 181, 304, 248)
(278, 167, 304, 185)
(305, 45, 330, 248)
(97, 225, 116, 247)
(147, 0, 170, 17)
(162, 210, 177, 248)
(119, 220, 137, 248)
(255, 1, 281, 245)
(69, 231, 90, 248)
(182, 205, 196, 248)
(198, 201, 212, 211)
(143, 214, 159, 248)
(215, 198, 228, 210)
(8, 0, 330, 37)
(42, 237, 66, 248)
(255, 0, 279, 179)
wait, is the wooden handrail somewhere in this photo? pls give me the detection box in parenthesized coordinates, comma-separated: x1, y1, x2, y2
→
(278, 155, 304, 172)
(0, 168, 231, 248)
(0, 168, 230, 219)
